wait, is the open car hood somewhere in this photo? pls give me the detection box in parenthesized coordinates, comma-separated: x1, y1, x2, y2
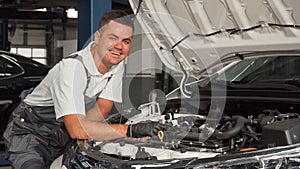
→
(129, 0, 300, 79)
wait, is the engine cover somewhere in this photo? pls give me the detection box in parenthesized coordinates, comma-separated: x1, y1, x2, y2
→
(262, 118, 300, 148)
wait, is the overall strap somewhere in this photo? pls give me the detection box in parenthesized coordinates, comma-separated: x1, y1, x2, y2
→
(65, 53, 91, 94)
(66, 53, 113, 98)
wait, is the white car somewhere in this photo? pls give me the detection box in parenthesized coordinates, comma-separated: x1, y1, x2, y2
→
(51, 0, 300, 168)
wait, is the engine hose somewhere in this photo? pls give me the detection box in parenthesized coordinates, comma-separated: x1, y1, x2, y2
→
(212, 116, 249, 140)
(175, 132, 209, 141)
(175, 116, 250, 141)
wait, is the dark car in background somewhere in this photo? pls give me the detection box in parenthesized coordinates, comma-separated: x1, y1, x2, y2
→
(0, 50, 49, 139)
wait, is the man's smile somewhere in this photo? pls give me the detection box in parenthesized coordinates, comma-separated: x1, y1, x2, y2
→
(110, 50, 122, 56)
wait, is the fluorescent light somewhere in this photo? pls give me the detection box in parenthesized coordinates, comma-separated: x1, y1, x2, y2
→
(34, 8, 47, 12)
(67, 8, 78, 18)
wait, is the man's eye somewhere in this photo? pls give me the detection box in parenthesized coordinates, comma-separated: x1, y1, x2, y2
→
(109, 36, 118, 41)
(123, 40, 131, 45)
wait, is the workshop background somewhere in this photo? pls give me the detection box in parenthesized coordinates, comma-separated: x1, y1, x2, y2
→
(0, 0, 179, 167)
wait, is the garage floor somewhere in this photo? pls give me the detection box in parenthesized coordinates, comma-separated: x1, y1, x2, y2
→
(0, 151, 10, 168)
(0, 153, 10, 168)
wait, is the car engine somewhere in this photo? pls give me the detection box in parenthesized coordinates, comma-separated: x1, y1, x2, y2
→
(95, 100, 300, 162)
(56, 91, 300, 169)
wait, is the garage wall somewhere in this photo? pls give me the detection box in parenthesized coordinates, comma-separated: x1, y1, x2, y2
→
(8, 19, 77, 66)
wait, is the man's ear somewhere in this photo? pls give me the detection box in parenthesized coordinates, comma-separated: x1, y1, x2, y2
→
(94, 31, 101, 45)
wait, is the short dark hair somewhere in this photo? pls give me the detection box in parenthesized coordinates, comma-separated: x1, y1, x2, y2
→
(98, 10, 134, 32)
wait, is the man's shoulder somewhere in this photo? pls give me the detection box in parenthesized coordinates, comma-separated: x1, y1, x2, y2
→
(51, 58, 86, 77)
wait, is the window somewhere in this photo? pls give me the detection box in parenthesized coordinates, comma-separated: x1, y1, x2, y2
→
(10, 47, 47, 65)
(0, 55, 23, 79)
(221, 56, 300, 83)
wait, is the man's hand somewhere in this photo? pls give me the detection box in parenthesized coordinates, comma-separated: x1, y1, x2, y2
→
(126, 121, 171, 138)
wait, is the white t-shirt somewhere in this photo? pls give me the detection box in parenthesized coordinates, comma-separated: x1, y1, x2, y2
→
(24, 42, 124, 119)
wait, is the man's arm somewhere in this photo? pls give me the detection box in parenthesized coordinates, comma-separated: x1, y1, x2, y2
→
(86, 98, 113, 121)
(63, 98, 171, 141)
(63, 97, 128, 140)
(63, 113, 128, 140)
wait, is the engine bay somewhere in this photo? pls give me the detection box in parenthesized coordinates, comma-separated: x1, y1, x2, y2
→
(95, 103, 300, 161)
(58, 89, 300, 169)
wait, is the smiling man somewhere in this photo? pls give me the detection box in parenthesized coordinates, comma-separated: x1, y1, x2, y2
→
(4, 10, 170, 169)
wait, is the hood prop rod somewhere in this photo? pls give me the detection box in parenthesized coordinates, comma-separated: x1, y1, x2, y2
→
(177, 59, 192, 98)
(171, 35, 194, 98)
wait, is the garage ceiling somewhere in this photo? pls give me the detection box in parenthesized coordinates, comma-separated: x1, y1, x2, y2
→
(0, 0, 132, 20)
(0, 0, 131, 11)
(0, 0, 77, 9)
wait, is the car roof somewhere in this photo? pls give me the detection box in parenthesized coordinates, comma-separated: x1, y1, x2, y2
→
(0, 50, 50, 69)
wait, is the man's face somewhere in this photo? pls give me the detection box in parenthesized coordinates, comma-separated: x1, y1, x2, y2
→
(95, 20, 133, 68)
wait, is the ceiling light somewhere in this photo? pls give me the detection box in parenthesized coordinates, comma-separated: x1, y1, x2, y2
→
(67, 8, 78, 19)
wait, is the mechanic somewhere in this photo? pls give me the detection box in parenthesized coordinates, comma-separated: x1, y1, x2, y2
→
(4, 10, 169, 169)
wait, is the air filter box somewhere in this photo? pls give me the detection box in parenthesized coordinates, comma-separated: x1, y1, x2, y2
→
(262, 118, 300, 148)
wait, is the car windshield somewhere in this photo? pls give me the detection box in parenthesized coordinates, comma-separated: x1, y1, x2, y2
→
(217, 55, 300, 84)
(0, 55, 23, 79)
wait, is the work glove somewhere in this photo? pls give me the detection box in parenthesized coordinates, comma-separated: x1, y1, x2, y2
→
(126, 121, 171, 138)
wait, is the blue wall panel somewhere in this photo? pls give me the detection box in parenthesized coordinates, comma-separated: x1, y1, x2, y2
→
(77, 0, 112, 50)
